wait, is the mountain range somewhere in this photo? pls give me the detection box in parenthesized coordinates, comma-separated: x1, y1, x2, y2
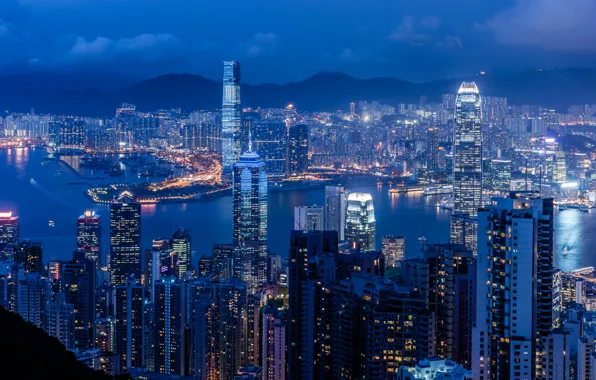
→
(1, 68, 595, 116)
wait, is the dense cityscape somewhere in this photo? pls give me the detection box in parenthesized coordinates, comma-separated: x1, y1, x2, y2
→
(3, 55, 596, 380)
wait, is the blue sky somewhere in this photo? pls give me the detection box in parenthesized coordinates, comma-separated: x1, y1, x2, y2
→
(1, 0, 595, 82)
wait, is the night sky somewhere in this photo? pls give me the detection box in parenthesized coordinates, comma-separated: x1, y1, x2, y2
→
(1, 0, 595, 83)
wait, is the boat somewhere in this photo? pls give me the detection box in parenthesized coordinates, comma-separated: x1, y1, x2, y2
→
(580, 205, 589, 213)
(423, 185, 453, 196)
(48, 220, 55, 227)
(389, 188, 407, 194)
(563, 246, 569, 255)
(558, 204, 568, 211)
(437, 196, 453, 210)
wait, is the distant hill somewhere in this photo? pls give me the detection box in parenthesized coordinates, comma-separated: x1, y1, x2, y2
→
(0, 306, 131, 379)
(0, 68, 595, 116)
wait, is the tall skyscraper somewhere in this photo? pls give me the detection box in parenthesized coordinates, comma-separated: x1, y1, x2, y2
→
(109, 194, 141, 286)
(61, 250, 96, 350)
(324, 185, 347, 240)
(232, 143, 267, 292)
(0, 211, 19, 248)
(288, 124, 309, 175)
(346, 192, 376, 252)
(293, 205, 324, 231)
(451, 82, 482, 250)
(262, 306, 286, 380)
(472, 193, 557, 379)
(16, 273, 48, 328)
(426, 117, 439, 171)
(489, 159, 512, 194)
(55, 119, 86, 151)
(45, 292, 75, 349)
(114, 278, 144, 372)
(222, 61, 242, 175)
(252, 119, 288, 176)
(381, 235, 405, 268)
(171, 229, 191, 279)
(154, 277, 186, 375)
(77, 210, 102, 266)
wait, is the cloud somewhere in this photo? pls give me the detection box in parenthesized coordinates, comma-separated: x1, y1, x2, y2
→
(0, 19, 18, 41)
(68, 33, 182, 61)
(436, 35, 463, 49)
(483, 0, 596, 52)
(389, 15, 440, 46)
(245, 32, 279, 58)
(339, 48, 360, 62)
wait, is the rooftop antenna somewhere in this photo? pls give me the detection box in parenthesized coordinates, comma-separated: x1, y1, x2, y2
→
(525, 158, 529, 191)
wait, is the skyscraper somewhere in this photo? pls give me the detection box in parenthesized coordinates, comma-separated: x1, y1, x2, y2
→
(109, 194, 141, 286)
(114, 278, 144, 372)
(288, 124, 309, 175)
(77, 210, 102, 266)
(0, 211, 19, 248)
(45, 292, 75, 349)
(154, 277, 186, 375)
(472, 193, 557, 379)
(381, 235, 405, 268)
(252, 119, 288, 176)
(232, 143, 267, 292)
(324, 185, 347, 240)
(222, 61, 242, 175)
(55, 119, 86, 151)
(14, 240, 43, 275)
(171, 229, 191, 279)
(451, 82, 482, 250)
(426, 117, 439, 171)
(262, 306, 286, 380)
(346, 192, 376, 252)
(293, 205, 324, 231)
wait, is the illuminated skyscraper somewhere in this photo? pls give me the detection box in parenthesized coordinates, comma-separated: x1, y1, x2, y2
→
(293, 205, 324, 231)
(233, 141, 267, 291)
(346, 192, 376, 252)
(381, 235, 405, 268)
(222, 61, 242, 175)
(0, 211, 19, 247)
(14, 240, 43, 275)
(426, 117, 439, 171)
(324, 185, 347, 240)
(55, 119, 86, 151)
(45, 292, 75, 349)
(77, 210, 102, 265)
(171, 229, 191, 279)
(288, 124, 309, 175)
(114, 278, 144, 372)
(451, 82, 482, 249)
(252, 119, 288, 176)
(154, 277, 186, 375)
(109, 194, 141, 286)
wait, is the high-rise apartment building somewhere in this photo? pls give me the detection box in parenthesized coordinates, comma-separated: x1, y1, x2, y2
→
(171, 229, 191, 279)
(222, 61, 242, 175)
(45, 292, 75, 349)
(109, 194, 141, 286)
(324, 185, 347, 240)
(154, 277, 186, 375)
(77, 210, 102, 266)
(233, 144, 267, 292)
(114, 278, 144, 372)
(346, 192, 376, 252)
(288, 124, 308, 175)
(14, 240, 43, 275)
(427, 117, 440, 171)
(262, 306, 286, 380)
(451, 82, 482, 250)
(472, 193, 557, 379)
(381, 235, 405, 268)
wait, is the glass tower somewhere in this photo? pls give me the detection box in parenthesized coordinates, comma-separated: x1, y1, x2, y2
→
(171, 229, 191, 279)
(222, 61, 242, 176)
(345, 192, 376, 252)
(76, 210, 102, 266)
(451, 82, 482, 249)
(109, 194, 141, 286)
(232, 142, 268, 291)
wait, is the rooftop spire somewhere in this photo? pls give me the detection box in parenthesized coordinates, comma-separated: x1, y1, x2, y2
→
(248, 130, 253, 153)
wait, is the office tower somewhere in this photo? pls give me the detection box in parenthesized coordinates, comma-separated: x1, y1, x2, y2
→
(114, 278, 144, 372)
(381, 235, 405, 268)
(427, 118, 440, 171)
(0, 211, 19, 247)
(171, 229, 191, 279)
(561, 274, 586, 306)
(288, 230, 338, 380)
(451, 82, 482, 250)
(222, 61, 242, 175)
(109, 194, 141, 286)
(324, 185, 347, 240)
(247, 291, 267, 368)
(16, 273, 48, 328)
(288, 124, 309, 175)
(252, 119, 288, 176)
(266, 253, 281, 284)
(233, 144, 267, 292)
(154, 277, 186, 375)
(55, 119, 86, 151)
(490, 159, 512, 193)
(554, 151, 567, 183)
(77, 210, 102, 265)
(335, 272, 433, 379)
(293, 205, 324, 231)
(61, 250, 96, 350)
(45, 292, 75, 349)
(472, 194, 556, 380)
(346, 192, 376, 252)
(212, 243, 235, 280)
(401, 243, 477, 367)
(14, 240, 43, 275)
(262, 306, 286, 380)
